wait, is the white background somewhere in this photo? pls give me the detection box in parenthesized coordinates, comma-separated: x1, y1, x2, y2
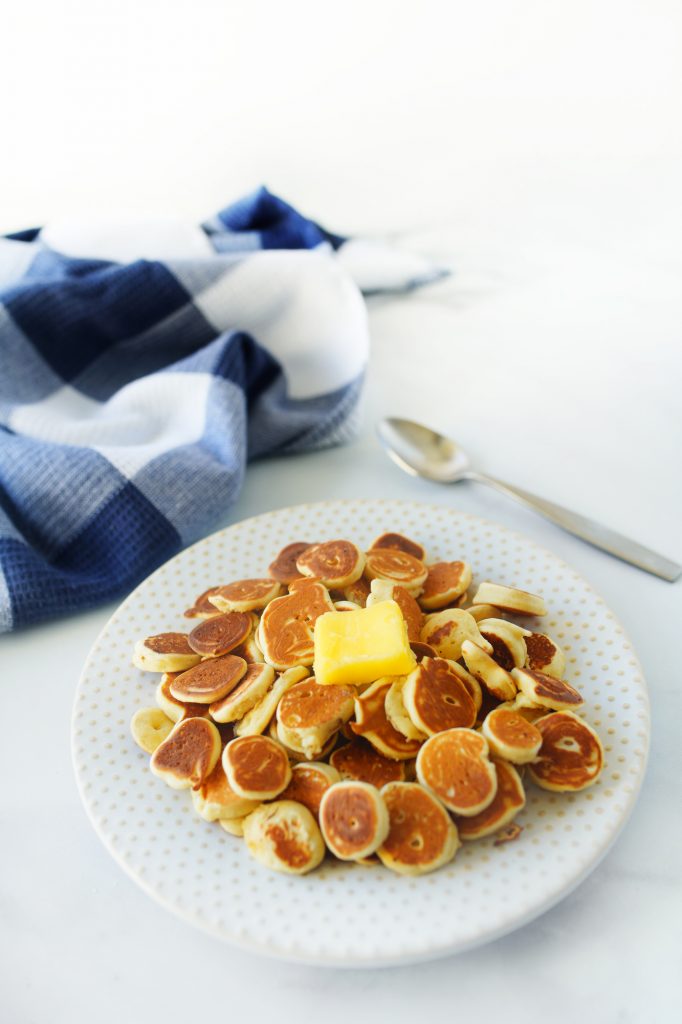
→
(2, 2, 681, 1022)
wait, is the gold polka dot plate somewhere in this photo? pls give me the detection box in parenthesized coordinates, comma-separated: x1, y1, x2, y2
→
(72, 499, 649, 966)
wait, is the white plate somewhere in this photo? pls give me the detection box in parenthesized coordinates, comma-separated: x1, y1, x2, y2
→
(72, 499, 649, 967)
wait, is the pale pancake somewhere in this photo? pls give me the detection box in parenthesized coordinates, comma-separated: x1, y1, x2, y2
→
(271, 718, 338, 763)
(477, 618, 530, 671)
(208, 578, 283, 613)
(416, 728, 497, 816)
(258, 580, 334, 670)
(461, 604, 503, 622)
(403, 657, 477, 735)
(369, 532, 426, 561)
(132, 632, 202, 673)
(170, 654, 247, 704)
(378, 782, 459, 875)
(351, 679, 422, 760)
(338, 577, 371, 607)
(524, 632, 566, 677)
(330, 739, 406, 787)
(187, 611, 252, 657)
(296, 539, 365, 588)
(279, 761, 340, 818)
(130, 707, 174, 753)
(511, 667, 584, 711)
(461, 639, 517, 701)
(242, 801, 325, 875)
(528, 711, 604, 792)
(192, 759, 260, 821)
(222, 735, 292, 800)
(384, 677, 427, 741)
(333, 601, 362, 612)
(471, 581, 547, 617)
(319, 781, 390, 861)
(420, 609, 493, 661)
(418, 561, 472, 611)
(268, 542, 316, 584)
(481, 707, 542, 764)
(150, 717, 221, 790)
(234, 666, 309, 737)
(364, 548, 427, 595)
(456, 760, 526, 840)
(209, 663, 276, 723)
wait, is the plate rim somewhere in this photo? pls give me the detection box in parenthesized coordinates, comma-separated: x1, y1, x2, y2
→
(72, 497, 651, 967)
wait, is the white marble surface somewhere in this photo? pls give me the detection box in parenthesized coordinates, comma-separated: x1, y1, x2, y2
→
(3, 2, 682, 1021)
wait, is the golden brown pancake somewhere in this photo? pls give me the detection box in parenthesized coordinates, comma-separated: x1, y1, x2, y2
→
(419, 561, 472, 611)
(278, 679, 354, 731)
(392, 585, 424, 641)
(524, 632, 566, 677)
(183, 586, 223, 619)
(145, 632, 193, 655)
(330, 740, 405, 787)
(156, 673, 210, 722)
(528, 711, 604, 792)
(416, 728, 497, 815)
(296, 539, 365, 588)
(456, 760, 526, 840)
(364, 548, 427, 594)
(170, 654, 247, 704)
(403, 657, 477, 735)
(208, 578, 283, 613)
(192, 758, 260, 820)
(378, 782, 459, 875)
(477, 618, 529, 672)
(279, 762, 340, 818)
(351, 680, 422, 760)
(319, 781, 389, 860)
(482, 707, 542, 764)
(369, 532, 426, 561)
(243, 801, 325, 875)
(338, 576, 371, 607)
(511, 667, 584, 711)
(209, 662, 275, 723)
(150, 717, 221, 790)
(410, 641, 437, 661)
(258, 580, 334, 670)
(268, 542, 316, 584)
(222, 734, 291, 800)
(228, 633, 263, 664)
(188, 611, 252, 657)
(421, 609, 493, 662)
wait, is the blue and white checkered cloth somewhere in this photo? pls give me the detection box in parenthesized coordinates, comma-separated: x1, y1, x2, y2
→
(0, 188, 446, 631)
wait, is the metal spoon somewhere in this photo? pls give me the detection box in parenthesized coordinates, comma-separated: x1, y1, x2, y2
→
(377, 417, 681, 581)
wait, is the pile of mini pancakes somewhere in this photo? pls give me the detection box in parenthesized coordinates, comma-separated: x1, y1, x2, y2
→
(130, 533, 605, 876)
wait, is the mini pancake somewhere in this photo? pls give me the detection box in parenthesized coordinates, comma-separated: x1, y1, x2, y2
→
(150, 717, 221, 790)
(333, 601, 362, 612)
(130, 707, 174, 753)
(330, 739, 406, 787)
(481, 707, 543, 764)
(496, 695, 548, 725)
(229, 633, 264, 665)
(268, 541, 316, 584)
(234, 666, 309, 737)
(156, 674, 210, 723)
(524, 632, 566, 677)
(258, 580, 334, 670)
(377, 782, 459, 875)
(448, 659, 483, 714)
(170, 654, 247, 704)
(385, 677, 427, 741)
(369, 531, 426, 561)
(319, 781, 390, 861)
(366, 578, 424, 642)
(410, 641, 437, 661)
(191, 759, 260, 821)
(296, 539, 366, 588)
(364, 548, 427, 596)
(420, 608, 493, 662)
(456, 760, 526, 840)
(338, 576, 371, 607)
(461, 639, 517, 702)
(209, 663, 276, 723)
(208, 578, 284, 613)
(477, 618, 531, 671)
(471, 581, 547, 617)
(132, 633, 202, 673)
(351, 679, 422, 760)
(528, 711, 604, 792)
(279, 761, 341, 818)
(183, 586, 223, 619)
(418, 561, 472, 611)
(270, 718, 338, 763)
(187, 611, 252, 657)
(461, 604, 503, 623)
(222, 734, 292, 800)
(416, 728, 497, 816)
(219, 815, 250, 836)
(511, 667, 584, 711)
(276, 678, 355, 759)
(402, 657, 477, 735)
(242, 800, 325, 875)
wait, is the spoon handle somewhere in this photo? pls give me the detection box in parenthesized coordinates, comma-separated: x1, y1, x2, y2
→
(469, 472, 681, 582)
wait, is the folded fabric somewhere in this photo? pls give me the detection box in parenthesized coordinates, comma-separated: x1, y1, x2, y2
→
(0, 187, 446, 631)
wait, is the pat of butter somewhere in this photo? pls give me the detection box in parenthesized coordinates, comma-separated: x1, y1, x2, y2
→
(313, 600, 416, 686)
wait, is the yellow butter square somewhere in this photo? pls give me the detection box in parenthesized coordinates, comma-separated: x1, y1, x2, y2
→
(313, 600, 416, 686)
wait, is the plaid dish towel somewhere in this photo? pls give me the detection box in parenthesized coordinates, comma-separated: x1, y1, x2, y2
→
(0, 188, 446, 631)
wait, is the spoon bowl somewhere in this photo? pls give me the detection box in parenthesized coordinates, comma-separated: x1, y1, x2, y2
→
(377, 417, 471, 483)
